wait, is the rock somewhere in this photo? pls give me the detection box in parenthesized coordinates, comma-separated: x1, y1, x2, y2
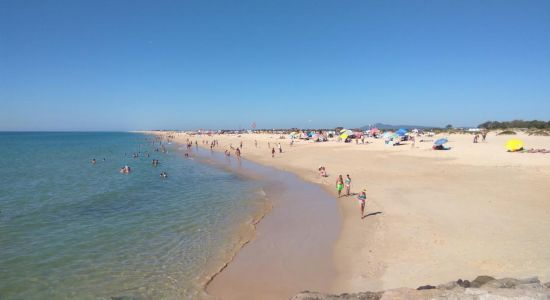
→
(291, 276, 550, 300)
(436, 281, 461, 290)
(290, 291, 383, 300)
(416, 285, 436, 290)
(483, 277, 541, 289)
(470, 275, 495, 288)
(456, 279, 471, 288)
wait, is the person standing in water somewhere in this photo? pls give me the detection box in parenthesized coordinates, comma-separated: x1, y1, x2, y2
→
(357, 189, 367, 218)
(336, 175, 344, 198)
(344, 174, 352, 196)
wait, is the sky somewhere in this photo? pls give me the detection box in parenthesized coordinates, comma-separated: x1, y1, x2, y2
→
(1, 0, 549, 131)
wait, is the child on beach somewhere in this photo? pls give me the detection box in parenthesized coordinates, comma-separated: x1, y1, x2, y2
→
(357, 189, 366, 218)
(318, 166, 327, 177)
(345, 175, 351, 196)
(336, 175, 344, 198)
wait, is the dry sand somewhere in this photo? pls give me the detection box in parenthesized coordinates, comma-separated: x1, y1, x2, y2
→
(146, 131, 550, 298)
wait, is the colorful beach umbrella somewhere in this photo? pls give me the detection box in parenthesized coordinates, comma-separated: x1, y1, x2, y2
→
(382, 131, 394, 138)
(505, 139, 524, 151)
(353, 131, 363, 137)
(434, 138, 448, 146)
(340, 133, 349, 140)
(370, 128, 379, 134)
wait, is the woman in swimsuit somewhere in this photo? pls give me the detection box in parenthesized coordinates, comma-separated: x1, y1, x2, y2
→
(336, 175, 344, 198)
(357, 189, 367, 218)
(345, 174, 351, 196)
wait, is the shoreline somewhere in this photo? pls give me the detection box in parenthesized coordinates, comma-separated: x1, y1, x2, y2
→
(145, 130, 550, 297)
(151, 133, 341, 299)
(201, 195, 273, 295)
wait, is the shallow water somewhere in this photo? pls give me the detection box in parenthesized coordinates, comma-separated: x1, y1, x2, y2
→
(0, 132, 266, 300)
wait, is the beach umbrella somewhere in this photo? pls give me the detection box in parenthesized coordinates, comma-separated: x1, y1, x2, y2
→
(312, 133, 320, 141)
(340, 129, 348, 133)
(434, 138, 448, 146)
(340, 133, 349, 140)
(382, 131, 394, 138)
(396, 128, 408, 136)
(505, 139, 524, 151)
(370, 128, 379, 135)
(353, 131, 363, 138)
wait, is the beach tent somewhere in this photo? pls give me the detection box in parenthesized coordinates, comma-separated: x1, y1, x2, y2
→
(505, 139, 524, 151)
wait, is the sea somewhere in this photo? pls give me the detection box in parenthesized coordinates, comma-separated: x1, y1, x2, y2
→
(0, 132, 268, 300)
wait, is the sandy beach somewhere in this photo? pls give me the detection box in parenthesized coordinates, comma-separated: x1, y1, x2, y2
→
(147, 131, 550, 298)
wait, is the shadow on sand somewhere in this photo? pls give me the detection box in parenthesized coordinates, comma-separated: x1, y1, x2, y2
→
(362, 211, 382, 219)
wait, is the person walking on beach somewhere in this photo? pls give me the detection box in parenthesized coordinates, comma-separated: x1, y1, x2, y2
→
(357, 189, 367, 218)
(271, 147, 275, 158)
(345, 174, 352, 196)
(236, 147, 241, 159)
(278, 143, 282, 153)
(336, 175, 344, 198)
(482, 131, 487, 142)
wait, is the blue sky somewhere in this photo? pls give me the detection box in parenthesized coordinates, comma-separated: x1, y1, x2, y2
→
(1, 0, 549, 130)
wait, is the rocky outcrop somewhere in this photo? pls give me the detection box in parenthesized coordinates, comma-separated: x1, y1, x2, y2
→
(291, 276, 550, 299)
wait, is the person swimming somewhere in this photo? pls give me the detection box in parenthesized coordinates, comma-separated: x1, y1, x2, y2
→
(160, 171, 168, 178)
(120, 165, 131, 174)
(91, 158, 96, 164)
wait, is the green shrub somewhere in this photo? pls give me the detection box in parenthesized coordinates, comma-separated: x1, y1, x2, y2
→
(497, 130, 516, 135)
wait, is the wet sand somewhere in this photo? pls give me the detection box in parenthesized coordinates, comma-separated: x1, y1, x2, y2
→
(190, 147, 341, 299)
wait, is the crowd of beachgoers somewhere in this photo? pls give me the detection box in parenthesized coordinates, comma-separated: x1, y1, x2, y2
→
(141, 127, 548, 221)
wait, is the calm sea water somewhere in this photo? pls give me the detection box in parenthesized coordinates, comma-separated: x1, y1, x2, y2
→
(0, 132, 266, 300)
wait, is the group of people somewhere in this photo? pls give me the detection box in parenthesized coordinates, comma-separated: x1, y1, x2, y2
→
(335, 174, 368, 218)
(473, 132, 488, 143)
